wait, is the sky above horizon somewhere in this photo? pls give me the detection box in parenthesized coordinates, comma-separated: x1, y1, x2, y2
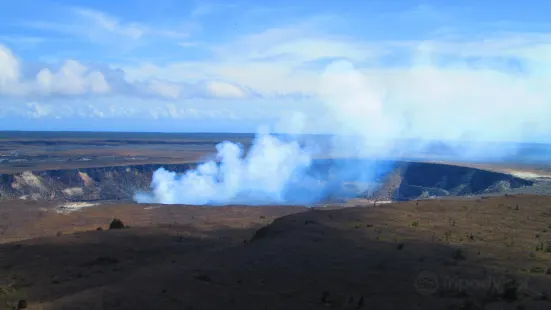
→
(1, 0, 551, 140)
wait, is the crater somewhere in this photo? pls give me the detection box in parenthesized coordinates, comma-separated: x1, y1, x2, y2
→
(0, 160, 535, 203)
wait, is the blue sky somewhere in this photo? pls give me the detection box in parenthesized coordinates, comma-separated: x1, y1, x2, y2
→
(1, 0, 551, 140)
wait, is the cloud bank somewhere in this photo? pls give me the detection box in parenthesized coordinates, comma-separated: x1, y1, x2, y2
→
(4, 7, 551, 134)
(0, 44, 257, 101)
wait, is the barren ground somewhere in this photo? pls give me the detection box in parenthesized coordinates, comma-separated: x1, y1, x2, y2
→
(0, 195, 551, 309)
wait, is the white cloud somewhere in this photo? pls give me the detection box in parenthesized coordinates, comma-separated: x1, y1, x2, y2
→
(219, 17, 381, 64)
(120, 18, 386, 97)
(20, 7, 190, 49)
(35, 60, 111, 95)
(74, 8, 146, 40)
(107, 105, 138, 118)
(9, 102, 75, 119)
(0, 45, 20, 92)
(25, 102, 53, 118)
(251, 38, 377, 62)
(367, 63, 551, 141)
(203, 80, 247, 98)
(87, 71, 111, 93)
(86, 104, 105, 118)
(120, 20, 551, 112)
(70, 7, 191, 40)
(145, 80, 182, 99)
(121, 60, 320, 96)
(146, 104, 233, 120)
(1, 97, 268, 122)
(0, 44, 263, 100)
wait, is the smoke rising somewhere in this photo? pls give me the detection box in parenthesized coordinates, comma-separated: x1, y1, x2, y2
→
(134, 129, 323, 205)
(135, 54, 551, 205)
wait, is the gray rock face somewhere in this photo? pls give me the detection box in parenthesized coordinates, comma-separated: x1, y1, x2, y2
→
(0, 163, 196, 201)
(383, 162, 533, 200)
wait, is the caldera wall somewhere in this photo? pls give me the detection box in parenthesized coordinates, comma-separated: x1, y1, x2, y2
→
(391, 162, 534, 200)
(0, 161, 534, 202)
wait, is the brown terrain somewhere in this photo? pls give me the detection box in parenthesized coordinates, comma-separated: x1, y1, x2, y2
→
(0, 132, 551, 309)
(1, 196, 551, 309)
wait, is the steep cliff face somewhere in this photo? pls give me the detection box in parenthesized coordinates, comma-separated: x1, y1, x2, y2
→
(392, 162, 533, 200)
(0, 164, 196, 201)
(0, 161, 534, 202)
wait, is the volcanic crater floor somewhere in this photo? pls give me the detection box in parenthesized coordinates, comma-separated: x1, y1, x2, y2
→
(1, 196, 551, 309)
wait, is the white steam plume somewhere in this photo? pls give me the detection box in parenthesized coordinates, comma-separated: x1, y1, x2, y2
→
(136, 53, 551, 205)
(134, 129, 317, 205)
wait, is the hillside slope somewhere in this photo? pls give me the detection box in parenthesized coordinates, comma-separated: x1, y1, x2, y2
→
(1, 195, 551, 309)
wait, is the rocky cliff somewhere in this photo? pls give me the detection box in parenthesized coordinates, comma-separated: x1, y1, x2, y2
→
(0, 161, 533, 203)
(391, 162, 533, 200)
(0, 164, 196, 201)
